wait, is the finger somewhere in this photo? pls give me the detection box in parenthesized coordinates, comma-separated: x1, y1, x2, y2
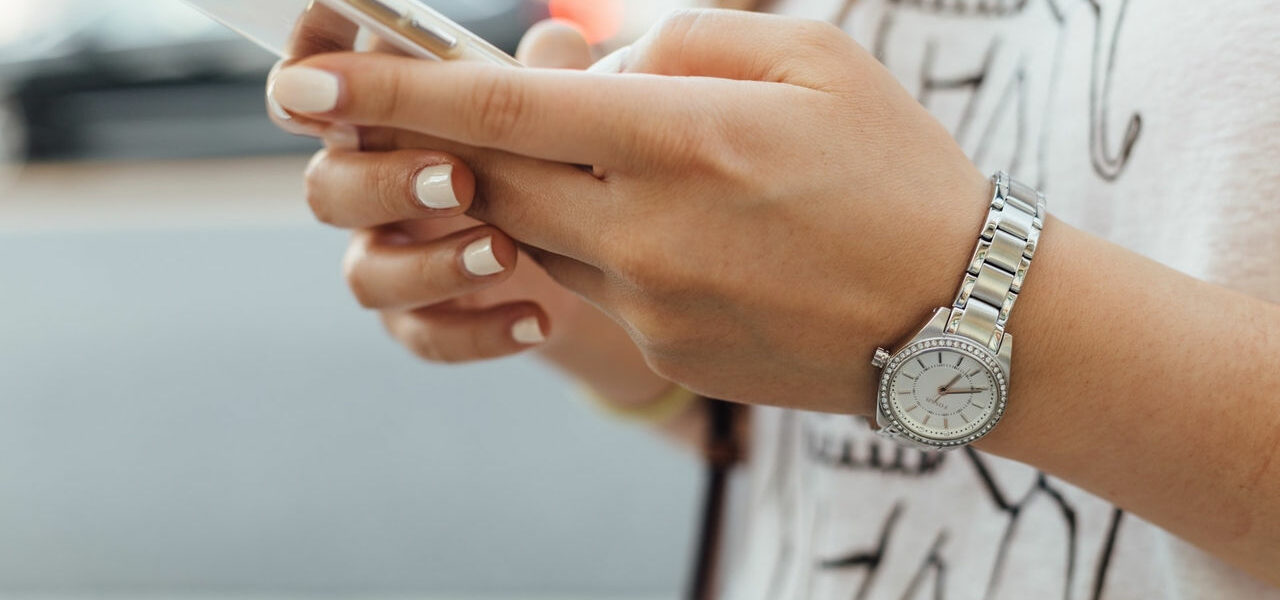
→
(269, 52, 719, 170)
(266, 3, 361, 135)
(344, 226, 516, 310)
(307, 144, 608, 261)
(516, 20, 593, 69)
(382, 303, 550, 363)
(269, 59, 360, 143)
(626, 9, 852, 86)
(305, 149, 474, 228)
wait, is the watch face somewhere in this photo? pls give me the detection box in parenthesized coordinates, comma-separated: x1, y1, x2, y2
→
(879, 338, 1008, 446)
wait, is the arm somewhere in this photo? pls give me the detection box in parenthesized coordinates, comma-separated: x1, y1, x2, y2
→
(974, 217, 1280, 576)
(267, 9, 1278, 582)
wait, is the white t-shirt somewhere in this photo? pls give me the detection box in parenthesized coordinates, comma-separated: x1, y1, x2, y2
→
(719, 1, 1280, 598)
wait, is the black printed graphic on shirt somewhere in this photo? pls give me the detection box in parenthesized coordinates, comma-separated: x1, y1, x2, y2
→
(848, 0, 1142, 188)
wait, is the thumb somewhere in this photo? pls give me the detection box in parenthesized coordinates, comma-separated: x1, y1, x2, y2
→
(516, 20, 594, 69)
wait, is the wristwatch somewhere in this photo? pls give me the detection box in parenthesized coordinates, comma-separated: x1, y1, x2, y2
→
(871, 172, 1046, 450)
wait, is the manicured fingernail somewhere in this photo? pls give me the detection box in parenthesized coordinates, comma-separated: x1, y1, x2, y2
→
(267, 93, 293, 121)
(324, 124, 360, 151)
(462, 236, 504, 276)
(415, 164, 460, 209)
(270, 66, 340, 113)
(511, 316, 546, 345)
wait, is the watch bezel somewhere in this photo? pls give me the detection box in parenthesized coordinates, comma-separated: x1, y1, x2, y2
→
(878, 336, 1009, 447)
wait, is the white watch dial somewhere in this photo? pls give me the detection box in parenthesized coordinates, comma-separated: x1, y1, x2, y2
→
(887, 346, 1001, 441)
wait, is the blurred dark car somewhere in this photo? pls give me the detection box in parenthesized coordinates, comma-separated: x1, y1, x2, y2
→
(0, 0, 544, 163)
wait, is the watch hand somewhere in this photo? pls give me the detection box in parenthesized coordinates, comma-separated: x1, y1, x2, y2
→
(940, 388, 989, 395)
(939, 373, 963, 393)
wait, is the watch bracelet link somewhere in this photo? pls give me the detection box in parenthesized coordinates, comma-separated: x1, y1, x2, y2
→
(947, 172, 1046, 351)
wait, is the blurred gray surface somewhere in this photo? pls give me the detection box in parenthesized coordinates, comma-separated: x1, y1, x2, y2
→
(0, 161, 699, 595)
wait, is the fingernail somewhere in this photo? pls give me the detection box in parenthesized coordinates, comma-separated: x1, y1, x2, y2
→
(462, 236, 504, 276)
(511, 316, 546, 345)
(266, 93, 293, 121)
(324, 124, 361, 151)
(415, 164, 460, 209)
(270, 66, 340, 113)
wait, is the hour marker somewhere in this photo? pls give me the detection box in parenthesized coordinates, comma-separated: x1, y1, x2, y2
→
(955, 356, 963, 367)
(905, 404, 920, 412)
(967, 369, 981, 377)
(974, 403, 988, 409)
(943, 418, 949, 429)
(922, 415, 931, 426)
(960, 413, 970, 424)
(917, 358, 926, 369)
(937, 353, 943, 365)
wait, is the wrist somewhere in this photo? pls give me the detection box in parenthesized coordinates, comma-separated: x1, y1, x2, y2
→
(849, 166, 993, 417)
(869, 170, 1047, 448)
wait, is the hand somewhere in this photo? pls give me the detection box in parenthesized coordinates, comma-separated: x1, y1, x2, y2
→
(271, 18, 616, 365)
(268, 9, 992, 415)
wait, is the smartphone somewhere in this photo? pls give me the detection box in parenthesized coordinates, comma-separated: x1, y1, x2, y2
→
(185, 0, 521, 66)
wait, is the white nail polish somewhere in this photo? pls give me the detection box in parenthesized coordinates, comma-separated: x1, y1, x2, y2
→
(415, 164, 460, 209)
(266, 93, 293, 121)
(511, 316, 546, 345)
(462, 236, 504, 276)
(270, 66, 340, 113)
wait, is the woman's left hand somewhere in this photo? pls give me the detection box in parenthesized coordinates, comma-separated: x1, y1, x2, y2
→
(270, 9, 993, 415)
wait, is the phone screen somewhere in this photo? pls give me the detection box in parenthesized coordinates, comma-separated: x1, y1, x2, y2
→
(185, 0, 519, 66)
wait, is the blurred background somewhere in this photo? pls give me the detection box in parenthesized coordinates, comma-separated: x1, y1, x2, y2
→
(0, 1, 699, 598)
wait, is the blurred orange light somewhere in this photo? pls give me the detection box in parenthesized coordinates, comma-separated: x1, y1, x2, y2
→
(547, 0, 624, 44)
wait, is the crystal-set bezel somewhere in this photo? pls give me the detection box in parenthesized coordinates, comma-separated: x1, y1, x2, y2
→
(877, 336, 1009, 448)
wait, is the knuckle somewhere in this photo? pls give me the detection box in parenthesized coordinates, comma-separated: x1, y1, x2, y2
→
(668, 119, 740, 177)
(654, 118, 711, 163)
(371, 157, 412, 218)
(303, 152, 338, 225)
(345, 272, 378, 309)
(342, 245, 379, 309)
(414, 249, 454, 300)
(634, 9, 706, 72)
(792, 19, 852, 58)
(371, 66, 408, 124)
(651, 9, 704, 51)
(467, 72, 526, 146)
(346, 277, 377, 310)
(410, 328, 446, 363)
(306, 189, 337, 226)
(462, 325, 489, 362)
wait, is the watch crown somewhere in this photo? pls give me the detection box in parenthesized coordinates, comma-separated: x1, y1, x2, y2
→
(872, 348, 890, 369)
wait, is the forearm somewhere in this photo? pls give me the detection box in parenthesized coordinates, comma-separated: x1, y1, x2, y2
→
(537, 303, 710, 453)
(973, 216, 1280, 583)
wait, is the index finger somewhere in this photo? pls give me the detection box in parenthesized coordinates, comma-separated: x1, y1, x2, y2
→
(267, 3, 360, 135)
(270, 52, 722, 171)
